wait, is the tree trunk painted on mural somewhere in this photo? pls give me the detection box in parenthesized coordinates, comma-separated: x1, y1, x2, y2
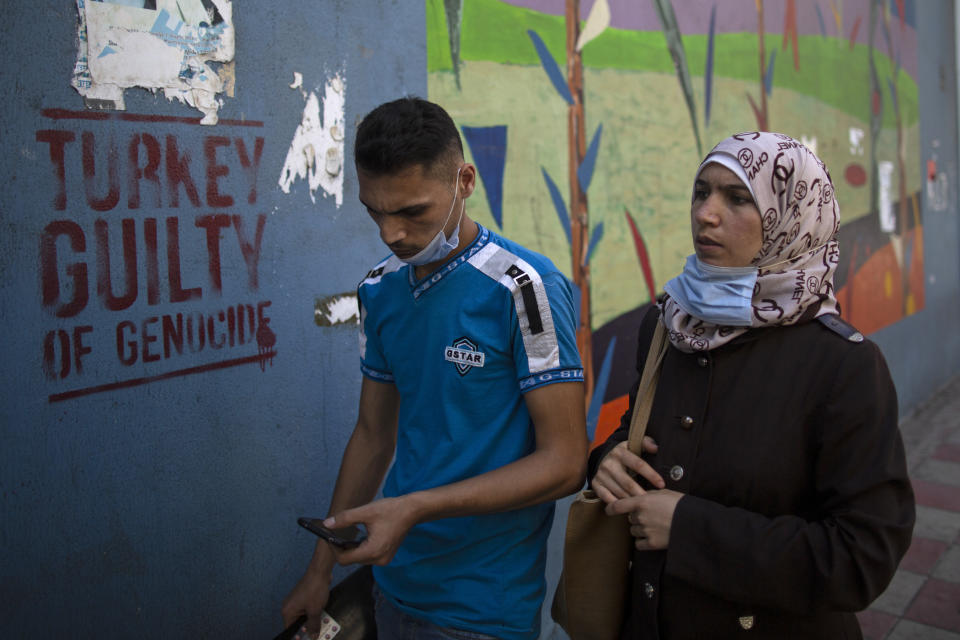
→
(868, 1, 882, 222)
(755, 0, 769, 130)
(565, 0, 594, 407)
(882, 4, 912, 315)
(869, 0, 912, 316)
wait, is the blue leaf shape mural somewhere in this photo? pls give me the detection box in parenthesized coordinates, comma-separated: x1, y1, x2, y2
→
(764, 50, 777, 96)
(527, 30, 574, 105)
(815, 4, 827, 37)
(577, 123, 603, 194)
(541, 167, 571, 246)
(583, 221, 604, 266)
(586, 336, 617, 440)
(461, 125, 508, 229)
(705, 4, 716, 126)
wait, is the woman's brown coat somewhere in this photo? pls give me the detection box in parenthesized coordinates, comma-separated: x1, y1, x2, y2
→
(588, 308, 914, 639)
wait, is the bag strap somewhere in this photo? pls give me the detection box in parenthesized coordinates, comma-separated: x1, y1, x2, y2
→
(626, 320, 668, 455)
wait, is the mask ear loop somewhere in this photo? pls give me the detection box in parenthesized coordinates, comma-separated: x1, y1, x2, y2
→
(440, 165, 467, 240)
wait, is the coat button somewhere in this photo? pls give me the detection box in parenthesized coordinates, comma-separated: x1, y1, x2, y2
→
(697, 356, 709, 367)
(644, 582, 655, 599)
(670, 465, 684, 481)
(679, 415, 694, 429)
(739, 615, 755, 630)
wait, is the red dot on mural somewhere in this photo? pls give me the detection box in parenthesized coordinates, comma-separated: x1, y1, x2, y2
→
(872, 90, 882, 115)
(845, 163, 867, 187)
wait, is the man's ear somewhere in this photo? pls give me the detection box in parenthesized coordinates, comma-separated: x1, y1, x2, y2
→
(460, 163, 478, 199)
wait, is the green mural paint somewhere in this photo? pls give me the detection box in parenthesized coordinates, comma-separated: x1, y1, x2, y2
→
(428, 0, 924, 406)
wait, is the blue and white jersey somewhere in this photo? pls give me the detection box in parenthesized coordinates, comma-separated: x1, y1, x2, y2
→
(357, 225, 583, 640)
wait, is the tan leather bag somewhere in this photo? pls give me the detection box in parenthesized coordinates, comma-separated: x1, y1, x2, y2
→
(551, 322, 668, 640)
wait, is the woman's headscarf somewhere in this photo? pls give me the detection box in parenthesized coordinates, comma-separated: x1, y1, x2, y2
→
(660, 132, 841, 352)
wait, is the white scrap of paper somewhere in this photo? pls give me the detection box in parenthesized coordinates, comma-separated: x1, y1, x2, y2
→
(72, 0, 235, 124)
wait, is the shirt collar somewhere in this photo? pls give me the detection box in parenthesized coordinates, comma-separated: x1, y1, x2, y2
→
(410, 225, 490, 299)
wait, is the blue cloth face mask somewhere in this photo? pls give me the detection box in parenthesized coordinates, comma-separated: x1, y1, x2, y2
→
(663, 254, 758, 326)
(399, 167, 464, 266)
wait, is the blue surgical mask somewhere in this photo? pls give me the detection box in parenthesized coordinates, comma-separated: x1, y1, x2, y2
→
(399, 167, 464, 266)
(663, 255, 757, 326)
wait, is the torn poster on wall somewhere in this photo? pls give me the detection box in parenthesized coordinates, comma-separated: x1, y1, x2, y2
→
(72, 0, 235, 125)
(278, 71, 346, 207)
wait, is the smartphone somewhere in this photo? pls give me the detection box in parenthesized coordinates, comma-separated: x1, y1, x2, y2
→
(297, 517, 366, 549)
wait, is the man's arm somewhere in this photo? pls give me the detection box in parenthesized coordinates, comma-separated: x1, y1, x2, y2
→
(327, 377, 400, 515)
(329, 380, 587, 566)
(280, 376, 399, 633)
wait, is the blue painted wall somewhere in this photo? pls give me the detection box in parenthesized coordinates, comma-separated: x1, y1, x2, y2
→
(0, 2, 425, 637)
(873, 1, 960, 413)
(1, 2, 958, 639)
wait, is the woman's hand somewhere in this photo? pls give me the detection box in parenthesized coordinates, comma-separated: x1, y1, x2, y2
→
(591, 438, 665, 504)
(605, 489, 684, 550)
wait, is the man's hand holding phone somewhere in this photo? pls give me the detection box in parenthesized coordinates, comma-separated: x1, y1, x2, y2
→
(323, 495, 421, 567)
(297, 518, 367, 549)
(284, 495, 419, 636)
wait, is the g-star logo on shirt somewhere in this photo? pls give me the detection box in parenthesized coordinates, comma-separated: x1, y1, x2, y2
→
(444, 337, 485, 376)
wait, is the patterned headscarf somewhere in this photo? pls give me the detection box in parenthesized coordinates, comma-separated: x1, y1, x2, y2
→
(660, 132, 841, 352)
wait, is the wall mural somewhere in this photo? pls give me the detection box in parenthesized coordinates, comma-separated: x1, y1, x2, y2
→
(427, 0, 922, 446)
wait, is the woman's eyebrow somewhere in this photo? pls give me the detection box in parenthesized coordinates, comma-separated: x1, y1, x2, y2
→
(722, 184, 753, 195)
(695, 178, 752, 194)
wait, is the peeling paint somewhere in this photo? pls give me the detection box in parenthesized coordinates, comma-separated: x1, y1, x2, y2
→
(278, 72, 346, 207)
(72, 0, 235, 124)
(926, 143, 949, 212)
(314, 293, 359, 326)
(878, 160, 896, 233)
(217, 60, 236, 98)
(848, 127, 865, 155)
(927, 171, 949, 211)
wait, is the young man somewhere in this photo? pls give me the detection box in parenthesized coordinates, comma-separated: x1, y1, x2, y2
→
(282, 97, 587, 640)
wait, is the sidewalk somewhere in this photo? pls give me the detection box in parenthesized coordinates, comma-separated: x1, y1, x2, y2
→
(857, 373, 960, 640)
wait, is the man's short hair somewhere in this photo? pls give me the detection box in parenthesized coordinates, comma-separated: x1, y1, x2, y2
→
(355, 97, 464, 178)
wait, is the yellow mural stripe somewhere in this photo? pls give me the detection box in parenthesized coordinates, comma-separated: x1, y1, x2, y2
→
(829, 0, 843, 36)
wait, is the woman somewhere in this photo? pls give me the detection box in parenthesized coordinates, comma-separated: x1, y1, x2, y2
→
(589, 132, 914, 639)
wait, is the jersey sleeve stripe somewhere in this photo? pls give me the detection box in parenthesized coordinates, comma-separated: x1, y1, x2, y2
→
(361, 363, 395, 383)
(519, 367, 585, 392)
(468, 244, 561, 373)
(359, 255, 404, 287)
(521, 283, 543, 334)
(505, 263, 545, 335)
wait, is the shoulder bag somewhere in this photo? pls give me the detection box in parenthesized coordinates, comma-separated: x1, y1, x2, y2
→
(551, 321, 668, 640)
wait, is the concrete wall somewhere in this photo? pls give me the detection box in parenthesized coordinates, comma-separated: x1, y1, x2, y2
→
(874, 1, 960, 413)
(0, 2, 425, 636)
(0, 1, 958, 638)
